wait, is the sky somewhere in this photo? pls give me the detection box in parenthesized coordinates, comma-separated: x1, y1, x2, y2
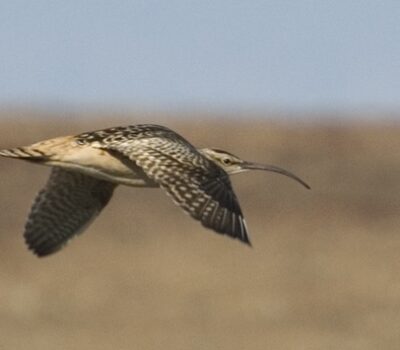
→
(1, 1, 400, 113)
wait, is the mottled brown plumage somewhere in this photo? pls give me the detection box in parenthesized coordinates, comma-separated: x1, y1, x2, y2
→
(0, 124, 309, 256)
(25, 168, 115, 256)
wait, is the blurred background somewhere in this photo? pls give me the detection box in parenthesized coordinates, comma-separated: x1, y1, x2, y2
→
(1, 2, 400, 349)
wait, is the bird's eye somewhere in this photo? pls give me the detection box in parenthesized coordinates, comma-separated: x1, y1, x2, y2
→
(222, 158, 232, 165)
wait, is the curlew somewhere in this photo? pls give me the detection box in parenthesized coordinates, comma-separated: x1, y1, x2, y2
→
(0, 124, 310, 257)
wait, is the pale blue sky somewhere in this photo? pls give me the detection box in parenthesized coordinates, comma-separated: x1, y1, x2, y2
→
(1, 1, 400, 112)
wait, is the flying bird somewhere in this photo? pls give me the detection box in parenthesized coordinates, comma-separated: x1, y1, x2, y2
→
(0, 124, 310, 257)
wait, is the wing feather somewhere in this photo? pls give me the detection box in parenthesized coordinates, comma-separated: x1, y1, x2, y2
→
(97, 128, 250, 244)
(25, 168, 116, 256)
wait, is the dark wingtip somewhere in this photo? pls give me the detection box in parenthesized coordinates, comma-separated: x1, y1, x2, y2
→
(34, 248, 60, 258)
(238, 223, 252, 247)
(32, 250, 51, 258)
(242, 237, 253, 247)
(27, 244, 61, 258)
(24, 235, 62, 258)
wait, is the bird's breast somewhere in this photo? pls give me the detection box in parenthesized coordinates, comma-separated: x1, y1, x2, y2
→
(48, 145, 157, 187)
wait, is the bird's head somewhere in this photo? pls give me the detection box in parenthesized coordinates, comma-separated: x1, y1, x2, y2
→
(199, 148, 310, 189)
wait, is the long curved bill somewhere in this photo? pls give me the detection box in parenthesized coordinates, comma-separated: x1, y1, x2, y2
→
(242, 162, 310, 189)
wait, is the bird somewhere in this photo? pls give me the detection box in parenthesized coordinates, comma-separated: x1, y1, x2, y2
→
(0, 124, 310, 257)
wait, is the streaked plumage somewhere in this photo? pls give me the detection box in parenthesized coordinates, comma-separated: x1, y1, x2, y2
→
(25, 168, 115, 256)
(0, 124, 309, 257)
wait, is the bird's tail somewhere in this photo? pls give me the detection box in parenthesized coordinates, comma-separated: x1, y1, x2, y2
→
(0, 146, 46, 161)
(0, 136, 75, 163)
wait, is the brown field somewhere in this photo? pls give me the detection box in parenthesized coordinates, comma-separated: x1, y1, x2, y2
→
(1, 112, 400, 349)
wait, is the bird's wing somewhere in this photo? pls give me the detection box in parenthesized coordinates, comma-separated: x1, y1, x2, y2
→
(24, 167, 116, 256)
(96, 130, 250, 245)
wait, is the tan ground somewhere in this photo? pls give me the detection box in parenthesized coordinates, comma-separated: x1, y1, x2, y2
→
(1, 112, 400, 349)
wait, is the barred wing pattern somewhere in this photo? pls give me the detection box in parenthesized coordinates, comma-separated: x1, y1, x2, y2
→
(25, 168, 116, 256)
(90, 126, 250, 244)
